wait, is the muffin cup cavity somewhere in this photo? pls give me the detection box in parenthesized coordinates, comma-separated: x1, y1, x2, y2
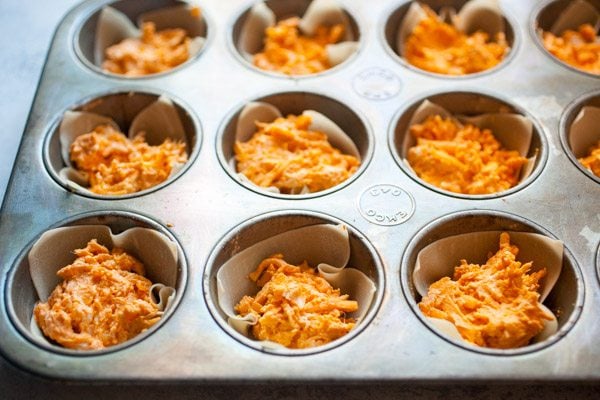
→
(203, 211, 384, 355)
(76, 0, 208, 78)
(560, 91, 600, 184)
(401, 210, 584, 355)
(218, 91, 371, 198)
(6, 211, 187, 355)
(383, 0, 516, 78)
(230, 0, 360, 77)
(389, 91, 546, 199)
(532, 0, 600, 77)
(44, 91, 199, 199)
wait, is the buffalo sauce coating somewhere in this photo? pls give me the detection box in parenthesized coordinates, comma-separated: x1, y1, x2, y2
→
(253, 17, 344, 75)
(69, 124, 187, 195)
(419, 232, 553, 349)
(234, 254, 358, 349)
(103, 21, 193, 76)
(579, 140, 600, 177)
(34, 240, 161, 350)
(404, 6, 508, 75)
(234, 114, 359, 194)
(543, 24, 600, 75)
(407, 115, 527, 195)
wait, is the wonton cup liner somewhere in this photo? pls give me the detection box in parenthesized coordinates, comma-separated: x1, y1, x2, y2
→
(94, 4, 206, 72)
(569, 106, 600, 160)
(413, 231, 563, 348)
(58, 95, 188, 196)
(401, 99, 536, 195)
(28, 225, 178, 349)
(216, 223, 376, 350)
(237, 0, 358, 72)
(397, 0, 506, 57)
(548, 0, 600, 35)
(231, 101, 361, 194)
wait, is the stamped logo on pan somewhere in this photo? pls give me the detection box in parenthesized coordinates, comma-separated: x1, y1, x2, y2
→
(359, 184, 415, 226)
(352, 67, 401, 100)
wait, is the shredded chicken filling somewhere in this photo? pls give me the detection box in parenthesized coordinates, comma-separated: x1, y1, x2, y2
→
(542, 24, 600, 75)
(69, 124, 187, 195)
(253, 17, 344, 75)
(579, 140, 600, 177)
(404, 6, 508, 75)
(419, 232, 553, 349)
(407, 115, 527, 194)
(235, 254, 358, 349)
(102, 20, 195, 76)
(34, 240, 161, 350)
(234, 114, 359, 194)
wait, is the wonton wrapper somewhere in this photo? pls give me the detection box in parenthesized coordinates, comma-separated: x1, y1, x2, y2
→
(232, 101, 360, 194)
(413, 231, 563, 346)
(58, 95, 188, 195)
(548, 0, 600, 36)
(569, 106, 600, 160)
(237, 0, 358, 70)
(28, 225, 178, 347)
(401, 99, 536, 194)
(94, 4, 206, 68)
(216, 224, 376, 349)
(397, 0, 505, 56)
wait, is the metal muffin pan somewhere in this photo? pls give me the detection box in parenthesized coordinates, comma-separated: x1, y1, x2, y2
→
(0, 0, 599, 382)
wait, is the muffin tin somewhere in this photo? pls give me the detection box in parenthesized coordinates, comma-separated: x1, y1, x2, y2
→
(0, 0, 599, 382)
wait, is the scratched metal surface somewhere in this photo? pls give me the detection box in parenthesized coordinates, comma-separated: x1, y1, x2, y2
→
(0, 0, 599, 382)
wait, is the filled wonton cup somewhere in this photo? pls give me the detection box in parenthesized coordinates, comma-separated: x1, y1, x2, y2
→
(236, 0, 359, 74)
(28, 225, 179, 349)
(396, 0, 509, 72)
(401, 99, 536, 195)
(230, 101, 361, 194)
(413, 231, 563, 348)
(216, 223, 376, 350)
(92, 3, 206, 75)
(57, 95, 190, 196)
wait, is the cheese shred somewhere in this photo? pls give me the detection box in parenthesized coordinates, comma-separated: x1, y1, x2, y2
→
(235, 254, 358, 349)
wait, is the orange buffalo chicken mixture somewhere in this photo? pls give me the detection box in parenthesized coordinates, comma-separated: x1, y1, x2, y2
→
(419, 232, 553, 349)
(70, 124, 187, 195)
(235, 254, 358, 349)
(579, 140, 600, 177)
(407, 115, 527, 194)
(404, 6, 508, 75)
(102, 20, 196, 76)
(234, 114, 360, 194)
(253, 17, 344, 75)
(542, 24, 600, 74)
(34, 240, 162, 350)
